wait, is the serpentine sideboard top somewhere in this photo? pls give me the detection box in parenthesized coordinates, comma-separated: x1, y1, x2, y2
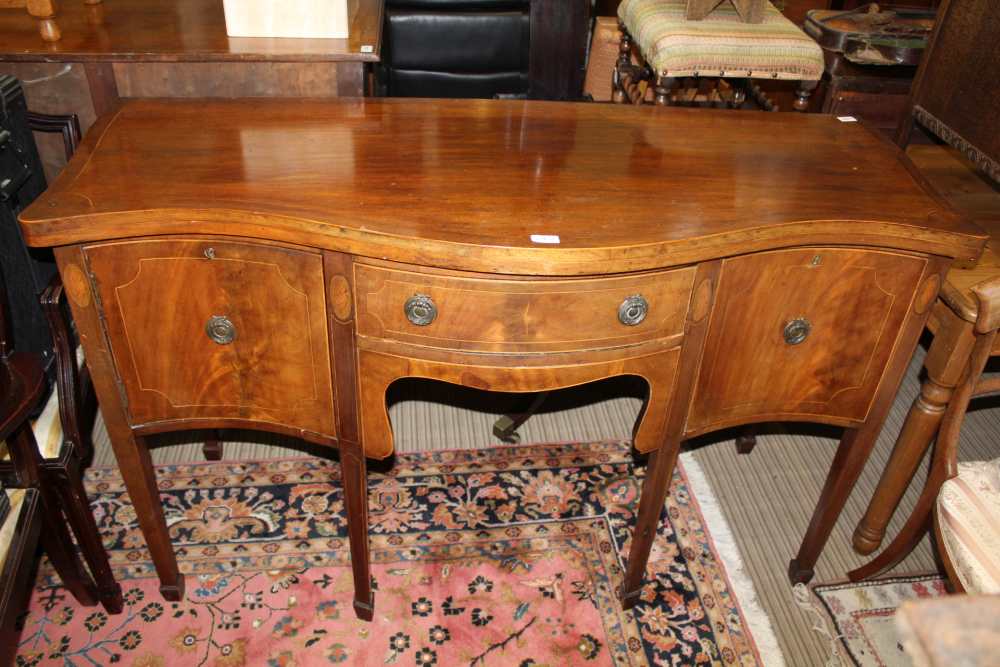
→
(20, 97, 984, 273)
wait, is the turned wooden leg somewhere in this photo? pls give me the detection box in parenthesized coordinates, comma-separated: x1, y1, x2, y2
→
(790, 260, 946, 583)
(54, 246, 184, 602)
(793, 80, 818, 112)
(853, 307, 975, 555)
(850, 326, 995, 580)
(621, 441, 682, 609)
(612, 24, 632, 104)
(731, 80, 748, 110)
(48, 450, 124, 613)
(341, 441, 374, 621)
(202, 430, 223, 461)
(654, 76, 675, 106)
(27, 0, 61, 41)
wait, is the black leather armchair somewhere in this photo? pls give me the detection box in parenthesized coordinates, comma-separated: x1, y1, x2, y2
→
(381, 0, 592, 100)
(383, 0, 531, 99)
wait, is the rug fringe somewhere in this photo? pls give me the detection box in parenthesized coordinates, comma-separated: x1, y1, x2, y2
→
(791, 583, 847, 667)
(679, 452, 787, 667)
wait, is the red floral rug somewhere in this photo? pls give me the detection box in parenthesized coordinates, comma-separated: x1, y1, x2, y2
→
(17, 441, 777, 666)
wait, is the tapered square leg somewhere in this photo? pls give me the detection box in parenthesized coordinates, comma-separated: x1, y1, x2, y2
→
(341, 442, 374, 621)
(621, 442, 681, 609)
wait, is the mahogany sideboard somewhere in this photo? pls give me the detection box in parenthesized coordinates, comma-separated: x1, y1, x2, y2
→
(18, 98, 984, 620)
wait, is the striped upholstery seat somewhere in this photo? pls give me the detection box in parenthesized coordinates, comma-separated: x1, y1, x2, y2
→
(0, 483, 25, 576)
(0, 376, 66, 462)
(618, 0, 824, 80)
(936, 459, 1000, 594)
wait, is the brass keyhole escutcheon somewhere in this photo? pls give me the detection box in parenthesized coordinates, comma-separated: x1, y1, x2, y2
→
(404, 294, 437, 326)
(206, 315, 236, 344)
(783, 318, 811, 345)
(618, 294, 648, 326)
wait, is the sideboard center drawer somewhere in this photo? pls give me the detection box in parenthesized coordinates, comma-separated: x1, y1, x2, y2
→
(355, 263, 695, 353)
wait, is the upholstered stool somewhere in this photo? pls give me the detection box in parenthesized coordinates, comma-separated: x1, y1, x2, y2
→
(613, 0, 824, 110)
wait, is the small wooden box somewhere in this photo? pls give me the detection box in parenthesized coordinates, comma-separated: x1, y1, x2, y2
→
(222, 0, 349, 39)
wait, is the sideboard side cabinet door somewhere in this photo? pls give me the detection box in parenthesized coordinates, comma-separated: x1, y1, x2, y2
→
(83, 237, 337, 439)
(686, 247, 927, 434)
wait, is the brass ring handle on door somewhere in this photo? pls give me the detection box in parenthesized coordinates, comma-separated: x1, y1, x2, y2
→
(618, 295, 648, 326)
(404, 294, 437, 326)
(783, 318, 811, 345)
(206, 315, 236, 344)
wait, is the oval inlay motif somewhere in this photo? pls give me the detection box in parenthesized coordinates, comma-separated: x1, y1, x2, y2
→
(330, 275, 352, 322)
(914, 273, 940, 315)
(690, 277, 713, 323)
(62, 263, 91, 308)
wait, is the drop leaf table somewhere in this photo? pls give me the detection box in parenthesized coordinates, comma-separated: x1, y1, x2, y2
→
(18, 98, 985, 620)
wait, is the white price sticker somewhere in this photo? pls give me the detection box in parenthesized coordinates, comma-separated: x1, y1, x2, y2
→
(530, 234, 561, 244)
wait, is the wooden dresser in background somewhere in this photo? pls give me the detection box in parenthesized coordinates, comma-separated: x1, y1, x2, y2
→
(0, 0, 383, 180)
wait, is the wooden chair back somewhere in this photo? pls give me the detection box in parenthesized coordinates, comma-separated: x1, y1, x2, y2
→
(897, 0, 1000, 184)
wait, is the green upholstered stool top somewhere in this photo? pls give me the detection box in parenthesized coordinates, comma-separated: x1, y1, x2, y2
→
(619, 0, 824, 81)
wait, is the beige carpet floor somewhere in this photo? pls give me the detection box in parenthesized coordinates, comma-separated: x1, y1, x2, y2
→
(88, 343, 1000, 666)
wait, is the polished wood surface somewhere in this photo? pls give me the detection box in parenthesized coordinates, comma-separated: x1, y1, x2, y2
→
(0, 0, 382, 62)
(687, 247, 928, 434)
(355, 263, 694, 353)
(20, 99, 987, 620)
(84, 237, 337, 439)
(22, 99, 983, 274)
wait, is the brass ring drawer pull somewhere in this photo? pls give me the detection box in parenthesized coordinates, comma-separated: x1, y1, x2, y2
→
(206, 315, 236, 345)
(618, 294, 648, 326)
(404, 294, 437, 326)
(783, 318, 811, 345)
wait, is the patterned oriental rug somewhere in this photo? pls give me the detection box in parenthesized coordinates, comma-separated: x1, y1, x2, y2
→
(16, 441, 783, 666)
